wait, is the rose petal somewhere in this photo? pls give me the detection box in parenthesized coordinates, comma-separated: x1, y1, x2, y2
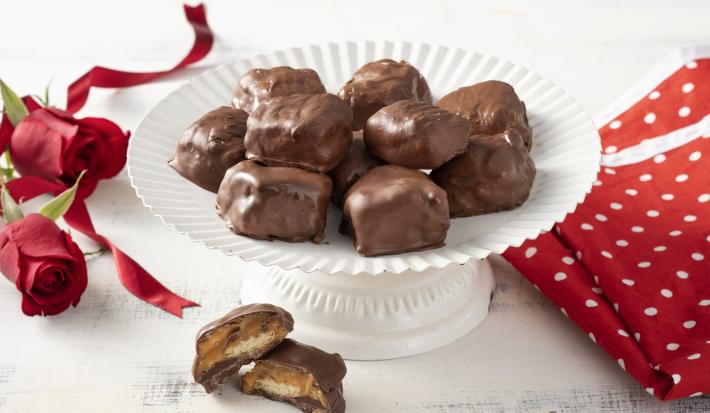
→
(0, 233, 21, 284)
(76, 117, 129, 179)
(5, 214, 78, 260)
(62, 232, 88, 307)
(9, 116, 66, 181)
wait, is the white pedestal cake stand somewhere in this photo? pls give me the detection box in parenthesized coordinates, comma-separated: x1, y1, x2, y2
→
(127, 41, 601, 360)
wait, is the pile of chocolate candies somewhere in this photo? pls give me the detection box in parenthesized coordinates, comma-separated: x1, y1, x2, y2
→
(168, 60, 536, 257)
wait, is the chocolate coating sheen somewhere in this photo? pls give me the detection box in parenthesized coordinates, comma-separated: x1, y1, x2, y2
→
(329, 131, 384, 207)
(338, 59, 432, 131)
(364, 100, 470, 169)
(232, 66, 326, 113)
(245, 93, 353, 173)
(254, 338, 346, 412)
(431, 129, 536, 218)
(343, 165, 449, 257)
(437, 80, 532, 150)
(168, 106, 248, 192)
(195, 303, 294, 343)
(216, 161, 332, 243)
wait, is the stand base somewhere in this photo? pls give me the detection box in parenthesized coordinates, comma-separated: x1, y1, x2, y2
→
(240, 259, 495, 360)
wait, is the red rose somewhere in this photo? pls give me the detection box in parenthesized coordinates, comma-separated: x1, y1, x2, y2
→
(9, 108, 130, 197)
(0, 213, 88, 316)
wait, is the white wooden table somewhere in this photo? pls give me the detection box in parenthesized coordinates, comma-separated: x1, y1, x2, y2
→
(1, 1, 709, 411)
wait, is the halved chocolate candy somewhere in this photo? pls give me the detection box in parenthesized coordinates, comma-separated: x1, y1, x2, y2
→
(216, 160, 332, 243)
(338, 59, 432, 131)
(192, 304, 294, 394)
(232, 66, 326, 113)
(431, 129, 536, 218)
(343, 165, 450, 257)
(241, 339, 346, 413)
(364, 100, 470, 169)
(168, 106, 248, 192)
(328, 131, 384, 207)
(437, 80, 533, 150)
(245, 93, 353, 173)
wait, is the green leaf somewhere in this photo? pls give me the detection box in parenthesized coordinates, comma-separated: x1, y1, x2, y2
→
(38, 170, 86, 221)
(1, 178, 23, 224)
(0, 79, 29, 126)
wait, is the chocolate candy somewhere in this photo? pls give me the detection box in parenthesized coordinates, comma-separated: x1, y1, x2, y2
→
(328, 131, 383, 207)
(241, 339, 346, 413)
(192, 303, 294, 394)
(437, 80, 533, 150)
(431, 129, 536, 218)
(364, 100, 470, 169)
(216, 160, 332, 243)
(245, 93, 353, 173)
(168, 106, 248, 192)
(343, 165, 449, 256)
(232, 66, 326, 113)
(338, 59, 432, 131)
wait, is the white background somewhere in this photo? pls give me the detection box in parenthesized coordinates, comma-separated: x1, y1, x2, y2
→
(0, 0, 709, 411)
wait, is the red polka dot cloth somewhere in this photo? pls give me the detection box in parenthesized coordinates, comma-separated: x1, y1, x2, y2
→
(503, 47, 710, 401)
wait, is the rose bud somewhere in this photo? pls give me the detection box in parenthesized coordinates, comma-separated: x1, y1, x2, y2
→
(0, 213, 88, 316)
(9, 108, 129, 197)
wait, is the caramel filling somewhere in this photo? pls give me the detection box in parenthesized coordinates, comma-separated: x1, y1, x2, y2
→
(242, 362, 328, 408)
(195, 314, 288, 376)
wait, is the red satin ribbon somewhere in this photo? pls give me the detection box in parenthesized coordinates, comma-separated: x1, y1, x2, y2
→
(1, 3, 214, 317)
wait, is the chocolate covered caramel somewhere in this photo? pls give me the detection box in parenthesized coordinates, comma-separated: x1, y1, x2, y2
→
(168, 106, 248, 192)
(328, 131, 383, 207)
(431, 129, 536, 218)
(216, 161, 332, 243)
(343, 165, 450, 256)
(232, 66, 326, 113)
(364, 100, 469, 169)
(338, 59, 432, 131)
(245, 93, 353, 173)
(241, 339, 346, 413)
(192, 304, 294, 394)
(437, 80, 532, 150)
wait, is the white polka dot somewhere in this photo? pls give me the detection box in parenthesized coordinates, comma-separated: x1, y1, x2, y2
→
(524, 247, 537, 258)
(592, 287, 603, 294)
(581, 223, 594, 230)
(688, 353, 701, 360)
(648, 90, 661, 100)
(669, 230, 682, 236)
(605, 146, 617, 154)
(672, 374, 681, 384)
(678, 106, 691, 117)
(707, 234, 710, 242)
(610, 202, 623, 210)
(689, 151, 701, 161)
(644, 307, 658, 316)
(585, 299, 598, 308)
(691, 392, 703, 397)
(634, 332, 641, 341)
(616, 240, 629, 247)
(661, 193, 674, 201)
(698, 194, 710, 203)
(676, 174, 688, 182)
(661, 289, 673, 298)
(652, 153, 665, 163)
(595, 213, 608, 222)
(683, 320, 696, 329)
(682, 82, 695, 93)
(609, 120, 622, 129)
(676, 270, 689, 279)
(646, 210, 660, 218)
(618, 359, 625, 370)
(625, 189, 638, 196)
(646, 387, 654, 396)
(699, 299, 710, 306)
(653, 245, 666, 252)
(601, 251, 613, 259)
(644, 112, 657, 124)
(589, 332, 596, 343)
(692, 252, 704, 261)
(638, 261, 651, 268)
(554, 272, 567, 282)
(561, 308, 568, 318)
(631, 226, 644, 233)
(687, 61, 698, 69)
(593, 276, 599, 284)
(613, 303, 619, 312)
(593, 180, 602, 187)
(685, 215, 697, 222)
(575, 251, 582, 260)
(639, 174, 652, 182)
(622, 278, 635, 286)
(562, 256, 574, 265)
(617, 329, 629, 337)
(555, 226, 562, 235)
(667, 343, 680, 351)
